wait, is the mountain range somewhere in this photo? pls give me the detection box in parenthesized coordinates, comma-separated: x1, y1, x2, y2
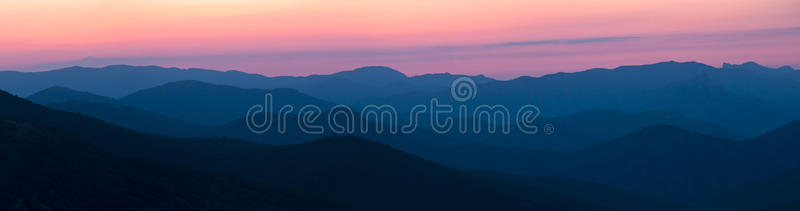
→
(3, 60, 800, 210)
(1, 89, 644, 210)
(27, 81, 744, 150)
(11, 61, 800, 136)
(0, 65, 494, 104)
(15, 82, 800, 208)
(431, 122, 800, 207)
(355, 61, 800, 136)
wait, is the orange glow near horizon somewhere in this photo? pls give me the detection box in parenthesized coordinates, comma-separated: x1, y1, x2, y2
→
(1, 0, 799, 77)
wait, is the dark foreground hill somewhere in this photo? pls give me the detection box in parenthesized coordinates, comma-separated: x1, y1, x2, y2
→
(711, 121, 800, 209)
(493, 123, 800, 207)
(379, 121, 800, 209)
(0, 118, 342, 210)
(0, 89, 607, 210)
(469, 171, 684, 210)
(47, 100, 212, 137)
(27, 86, 119, 105)
(718, 163, 800, 210)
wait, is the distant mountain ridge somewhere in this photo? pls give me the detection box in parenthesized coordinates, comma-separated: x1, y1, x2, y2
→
(722, 61, 796, 72)
(22, 61, 796, 139)
(0, 65, 495, 104)
(2, 61, 793, 99)
(5, 61, 797, 115)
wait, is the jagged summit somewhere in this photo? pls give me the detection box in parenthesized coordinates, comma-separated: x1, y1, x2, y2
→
(330, 66, 408, 86)
(722, 61, 795, 71)
(723, 61, 765, 69)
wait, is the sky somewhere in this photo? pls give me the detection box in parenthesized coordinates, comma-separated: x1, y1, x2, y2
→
(1, 0, 799, 79)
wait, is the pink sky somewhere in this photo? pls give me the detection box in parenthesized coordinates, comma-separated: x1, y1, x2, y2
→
(1, 0, 799, 78)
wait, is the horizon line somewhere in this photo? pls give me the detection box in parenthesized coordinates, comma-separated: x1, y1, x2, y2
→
(4, 60, 797, 81)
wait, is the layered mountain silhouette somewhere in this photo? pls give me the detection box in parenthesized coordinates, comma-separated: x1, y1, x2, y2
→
(554, 125, 751, 204)
(11, 61, 799, 135)
(620, 72, 797, 135)
(23, 84, 800, 209)
(0, 89, 614, 210)
(358, 61, 799, 136)
(31, 83, 743, 151)
(4, 60, 800, 210)
(415, 109, 743, 151)
(456, 123, 800, 207)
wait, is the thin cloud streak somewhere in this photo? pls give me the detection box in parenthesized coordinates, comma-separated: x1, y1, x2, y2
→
(494, 36, 639, 46)
(8, 27, 800, 79)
